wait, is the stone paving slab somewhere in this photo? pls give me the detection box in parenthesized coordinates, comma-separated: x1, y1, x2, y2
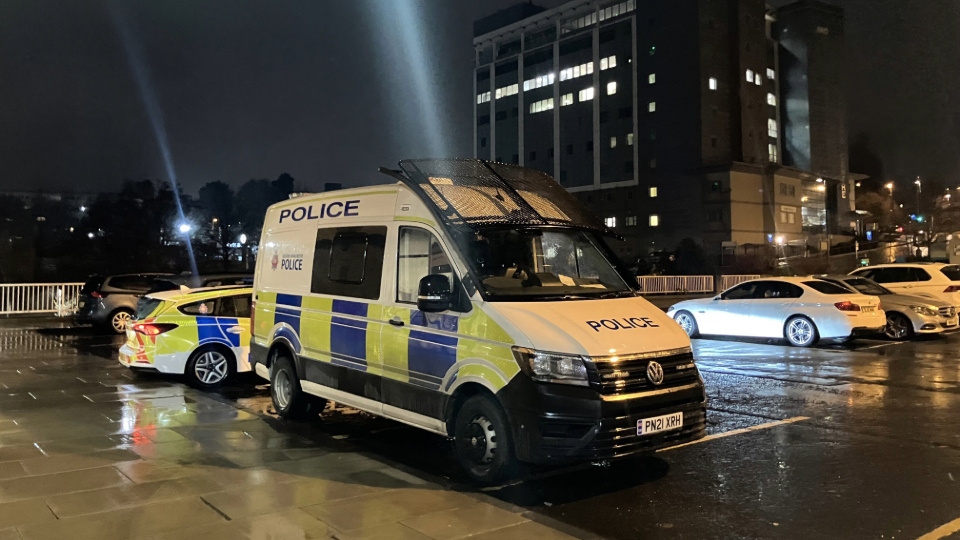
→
(0, 324, 582, 540)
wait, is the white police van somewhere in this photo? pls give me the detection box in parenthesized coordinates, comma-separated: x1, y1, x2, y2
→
(251, 159, 706, 482)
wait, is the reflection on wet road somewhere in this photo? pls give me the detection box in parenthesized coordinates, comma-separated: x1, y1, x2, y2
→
(2, 318, 960, 539)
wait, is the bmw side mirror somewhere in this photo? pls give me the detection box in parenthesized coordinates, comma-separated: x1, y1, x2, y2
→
(417, 275, 452, 313)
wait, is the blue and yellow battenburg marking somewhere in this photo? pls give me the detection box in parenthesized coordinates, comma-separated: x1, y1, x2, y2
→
(256, 293, 519, 392)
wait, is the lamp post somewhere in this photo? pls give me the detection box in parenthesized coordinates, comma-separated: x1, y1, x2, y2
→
(915, 177, 922, 215)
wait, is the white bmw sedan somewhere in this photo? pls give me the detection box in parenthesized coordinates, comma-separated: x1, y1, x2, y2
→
(666, 277, 886, 347)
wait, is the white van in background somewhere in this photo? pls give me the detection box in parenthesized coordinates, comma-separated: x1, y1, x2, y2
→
(250, 159, 706, 482)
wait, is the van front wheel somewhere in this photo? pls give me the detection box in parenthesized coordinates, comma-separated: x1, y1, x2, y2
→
(453, 394, 518, 484)
(270, 356, 326, 420)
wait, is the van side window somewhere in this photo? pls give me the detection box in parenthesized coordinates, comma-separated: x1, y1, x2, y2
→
(311, 226, 386, 299)
(397, 228, 453, 303)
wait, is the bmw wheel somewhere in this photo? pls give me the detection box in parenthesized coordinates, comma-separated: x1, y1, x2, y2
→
(453, 394, 518, 485)
(674, 310, 700, 338)
(884, 313, 914, 340)
(109, 309, 134, 334)
(186, 346, 233, 389)
(785, 316, 818, 347)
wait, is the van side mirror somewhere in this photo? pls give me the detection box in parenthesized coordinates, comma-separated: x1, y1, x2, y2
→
(417, 275, 452, 313)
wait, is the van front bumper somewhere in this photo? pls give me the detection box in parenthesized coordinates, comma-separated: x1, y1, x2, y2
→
(497, 375, 707, 464)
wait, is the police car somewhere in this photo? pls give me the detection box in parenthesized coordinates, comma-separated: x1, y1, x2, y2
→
(119, 286, 253, 389)
(250, 159, 706, 482)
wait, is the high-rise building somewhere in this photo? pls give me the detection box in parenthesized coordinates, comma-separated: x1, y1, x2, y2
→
(473, 0, 854, 263)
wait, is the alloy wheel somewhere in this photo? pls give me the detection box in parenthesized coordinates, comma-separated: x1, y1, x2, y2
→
(676, 313, 695, 336)
(194, 351, 229, 385)
(112, 311, 131, 333)
(788, 318, 814, 346)
(885, 315, 911, 340)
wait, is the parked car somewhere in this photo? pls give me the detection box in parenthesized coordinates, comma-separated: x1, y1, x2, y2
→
(849, 263, 960, 307)
(667, 276, 885, 347)
(76, 273, 175, 334)
(146, 273, 253, 294)
(814, 275, 958, 340)
(119, 286, 253, 389)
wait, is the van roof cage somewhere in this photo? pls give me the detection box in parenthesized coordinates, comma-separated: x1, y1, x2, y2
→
(390, 159, 612, 235)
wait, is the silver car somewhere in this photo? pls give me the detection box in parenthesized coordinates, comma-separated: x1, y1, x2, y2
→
(816, 275, 959, 339)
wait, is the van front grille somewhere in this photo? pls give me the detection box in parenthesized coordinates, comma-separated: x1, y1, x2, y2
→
(587, 348, 700, 396)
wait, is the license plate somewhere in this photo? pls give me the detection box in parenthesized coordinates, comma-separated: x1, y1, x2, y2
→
(862, 306, 876, 313)
(637, 412, 683, 436)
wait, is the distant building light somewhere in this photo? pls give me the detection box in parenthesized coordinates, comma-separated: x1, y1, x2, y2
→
(178, 223, 193, 234)
(746, 69, 755, 83)
(87, 232, 95, 239)
(767, 68, 776, 80)
(709, 77, 718, 90)
(648, 73, 656, 84)
(604, 217, 617, 228)
(649, 214, 660, 227)
(239, 234, 247, 245)
(607, 81, 618, 95)
(79, 206, 86, 212)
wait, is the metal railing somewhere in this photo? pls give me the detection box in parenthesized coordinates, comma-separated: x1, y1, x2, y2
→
(635, 275, 763, 295)
(636, 276, 715, 295)
(0, 283, 83, 316)
(718, 275, 761, 292)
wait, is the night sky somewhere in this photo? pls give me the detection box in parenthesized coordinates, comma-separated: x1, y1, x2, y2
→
(0, 0, 956, 195)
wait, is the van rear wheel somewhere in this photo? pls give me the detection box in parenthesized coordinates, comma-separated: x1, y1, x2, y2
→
(453, 394, 518, 485)
(270, 356, 326, 420)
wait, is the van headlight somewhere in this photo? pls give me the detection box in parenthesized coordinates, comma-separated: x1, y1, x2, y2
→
(911, 305, 938, 317)
(512, 347, 589, 386)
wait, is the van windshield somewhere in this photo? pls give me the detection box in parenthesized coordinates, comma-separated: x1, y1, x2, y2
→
(459, 228, 633, 300)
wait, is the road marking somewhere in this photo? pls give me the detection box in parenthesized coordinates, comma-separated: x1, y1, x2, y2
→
(917, 517, 960, 540)
(658, 416, 810, 452)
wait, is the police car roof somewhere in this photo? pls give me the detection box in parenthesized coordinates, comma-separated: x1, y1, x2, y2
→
(145, 285, 252, 302)
(267, 183, 403, 209)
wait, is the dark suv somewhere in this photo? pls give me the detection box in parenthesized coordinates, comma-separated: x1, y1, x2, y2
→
(75, 273, 174, 333)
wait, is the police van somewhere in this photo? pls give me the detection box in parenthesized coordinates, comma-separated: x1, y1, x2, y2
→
(251, 159, 706, 482)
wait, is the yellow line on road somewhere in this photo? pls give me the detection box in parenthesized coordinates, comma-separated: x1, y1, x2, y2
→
(658, 416, 810, 452)
(917, 517, 960, 540)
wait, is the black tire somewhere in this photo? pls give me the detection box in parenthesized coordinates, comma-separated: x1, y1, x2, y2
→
(270, 355, 326, 420)
(884, 312, 914, 340)
(106, 309, 134, 334)
(185, 345, 235, 390)
(673, 310, 700, 338)
(453, 394, 519, 484)
(784, 316, 819, 347)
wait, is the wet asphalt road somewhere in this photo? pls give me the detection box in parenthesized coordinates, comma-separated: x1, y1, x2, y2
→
(4, 318, 960, 540)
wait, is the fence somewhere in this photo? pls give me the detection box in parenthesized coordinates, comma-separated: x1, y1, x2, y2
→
(636, 276, 715, 295)
(0, 283, 83, 316)
(635, 275, 761, 295)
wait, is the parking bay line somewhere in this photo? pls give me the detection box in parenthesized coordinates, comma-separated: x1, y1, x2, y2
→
(657, 416, 810, 453)
(917, 516, 960, 540)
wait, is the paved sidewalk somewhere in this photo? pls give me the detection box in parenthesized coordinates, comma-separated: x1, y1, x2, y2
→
(0, 324, 582, 540)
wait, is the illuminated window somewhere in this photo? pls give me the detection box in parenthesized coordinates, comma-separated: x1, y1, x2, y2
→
(755, 75, 762, 86)
(769, 143, 778, 163)
(529, 98, 554, 114)
(604, 217, 617, 228)
(477, 92, 491, 104)
(523, 73, 555, 92)
(494, 84, 518, 99)
(610, 136, 617, 148)
(709, 77, 718, 90)
(625, 215, 637, 226)
(768, 118, 778, 138)
(746, 70, 754, 83)
(600, 55, 617, 70)
(649, 187, 658, 198)
(626, 133, 634, 145)
(607, 81, 617, 95)
(767, 68, 776, 80)
(559, 63, 593, 82)
(767, 93, 777, 106)
(648, 73, 656, 84)
(561, 93, 574, 106)
(578, 87, 595, 101)
(649, 214, 660, 227)
(648, 101, 656, 112)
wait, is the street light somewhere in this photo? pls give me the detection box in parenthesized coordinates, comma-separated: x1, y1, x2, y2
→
(178, 223, 193, 234)
(239, 234, 247, 245)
